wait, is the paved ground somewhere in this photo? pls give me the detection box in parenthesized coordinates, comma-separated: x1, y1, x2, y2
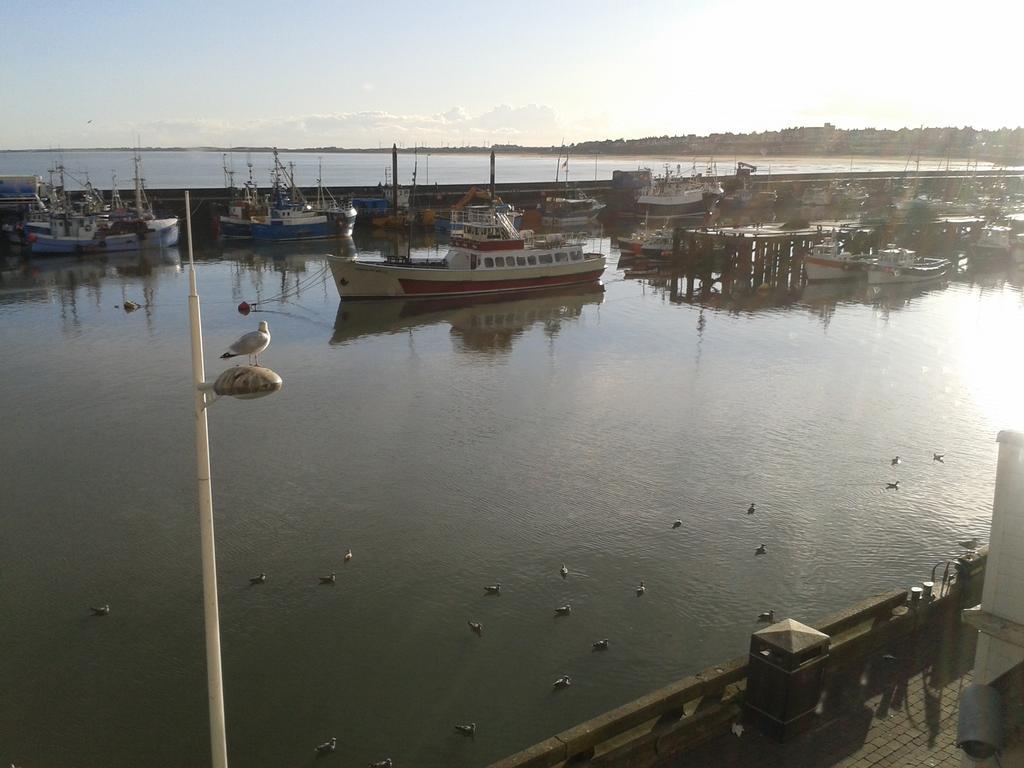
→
(667, 624, 977, 767)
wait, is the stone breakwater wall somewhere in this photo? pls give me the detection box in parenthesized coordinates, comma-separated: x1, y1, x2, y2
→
(488, 550, 987, 768)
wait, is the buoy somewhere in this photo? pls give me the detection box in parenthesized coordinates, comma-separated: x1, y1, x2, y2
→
(238, 301, 251, 315)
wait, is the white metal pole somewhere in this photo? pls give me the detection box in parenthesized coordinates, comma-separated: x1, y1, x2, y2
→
(186, 190, 229, 768)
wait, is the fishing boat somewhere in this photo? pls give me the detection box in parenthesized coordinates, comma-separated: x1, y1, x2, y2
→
(330, 205, 605, 299)
(247, 151, 356, 241)
(972, 224, 1013, 260)
(27, 157, 178, 254)
(865, 245, 949, 285)
(540, 194, 605, 228)
(629, 163, 723, 224)
(803, 235, 874, 281)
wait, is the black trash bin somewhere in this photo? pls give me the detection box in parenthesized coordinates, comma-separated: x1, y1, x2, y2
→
(746, 618, 830, 741)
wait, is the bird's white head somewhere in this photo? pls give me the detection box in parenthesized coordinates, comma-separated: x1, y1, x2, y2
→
(258, 321, 269, 333)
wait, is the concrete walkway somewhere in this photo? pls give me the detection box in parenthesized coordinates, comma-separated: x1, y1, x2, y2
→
(666, 624, 977, 768)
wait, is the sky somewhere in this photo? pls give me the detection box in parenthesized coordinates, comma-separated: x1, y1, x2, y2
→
(2, 0, 1023, 150)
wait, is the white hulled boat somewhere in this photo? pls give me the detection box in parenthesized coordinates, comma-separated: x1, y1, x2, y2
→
(865, 245, 949, 284)
(972, 225, 1013, 259)
(540, 194, 605, 228)
(630, 163, 723, 224)
(330, 205, 605, 299)
(803, 236, 874, 281)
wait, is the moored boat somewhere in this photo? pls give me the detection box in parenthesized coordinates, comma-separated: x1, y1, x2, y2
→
(972, 224, 1013, 260)
(803, 235, 874, 281)
(330, 205, 605, 300)
(540, 194, 605, 228)
(865, 245, 949, 284)
(628, 163, 723, 224)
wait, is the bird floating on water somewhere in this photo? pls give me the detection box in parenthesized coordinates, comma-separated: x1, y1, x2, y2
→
(122, 299, 140, 312)
(560, 563, 568, 578)
(344, 549, 353, 562)
(755, 544, 767, 556)
(369, 759, 393, 768)
(636, 580, 646, 596)
(90, 604, 110, 616)
(553, 675, 571, 689)
(592, 639, 609, 651)
(454, 723, 476, 737)
(958, 538, 983, 550)
(249, 573, 267, 585)
(891, 456, 902, 466)
(315, 736, 337, 756)
(747, 503, 756, 515)
(757, 610, 775, 623)
(484, 583, 501, 595)
(672, 520, 682, 528)
(468, 621, 483, 636)
(933, 453, 945, 463)
(555, 604, 572, 616)
(885, 480, 900, 490)
(319, 572, 336, 584)
(221, 321, 271, 365)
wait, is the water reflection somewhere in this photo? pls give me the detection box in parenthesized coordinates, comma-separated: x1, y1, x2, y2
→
(330, 283, 604, 352)
(0, 248, 181, 300)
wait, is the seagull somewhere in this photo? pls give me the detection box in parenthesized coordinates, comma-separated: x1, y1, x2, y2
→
(958, 538, 983, 550)
(755, 544, 767, 556)
(553, 675, 571, 689)
(555, 604, 572, 616)
(747, 503, 756, 515)
(468, 621, 483, 636)
(344, 549, 353, 563)
(122, 299, 140, 312)
(672, 520, 682, 528)
(319, 572, 336, 584)
(560, 564, 568, 578)
(933, 453, 945, 463)
(221, 321, 270, 365)
(249, 573, 267, 585)
(592, 639, 609, 651)
(369, 759, 393, 768)
(885, 481, 900, 490)
(484, 584, 501, 595)
(90, 604, 110, 616)
(757, 610, 775, 623)
(636, 580, 646, 596)
(891, 456, 902, 466)
(315, 736, 337, 756)
(454, 723, 476, 737)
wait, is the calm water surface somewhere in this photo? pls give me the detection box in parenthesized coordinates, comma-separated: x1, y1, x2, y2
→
(1, 235, 1022, 767)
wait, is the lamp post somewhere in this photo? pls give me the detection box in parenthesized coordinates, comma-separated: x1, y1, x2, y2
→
(185, 191, 282, 768)
(426, 154, 430, 188)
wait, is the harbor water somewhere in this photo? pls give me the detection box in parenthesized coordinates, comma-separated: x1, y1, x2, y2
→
(1, 234, 1021, 767)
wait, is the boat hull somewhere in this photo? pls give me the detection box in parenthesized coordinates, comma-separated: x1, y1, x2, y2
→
(804, 255, 868, 281)
(331, 257, 605, 299)
(866, 263, 949, 284)
(251, 219, 334, 241)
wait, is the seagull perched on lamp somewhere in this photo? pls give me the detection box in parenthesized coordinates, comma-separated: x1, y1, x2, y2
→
(221, 321, 270, 365)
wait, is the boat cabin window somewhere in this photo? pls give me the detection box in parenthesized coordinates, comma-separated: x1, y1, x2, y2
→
(484, 257, 494, 268)
(527, 255, 537, 265)
(539, 254, 553, 264)
(516, 256, 526, 266)
(571, 252, 582, 261)
(494, 256, 506, 267)
(555, 252, 567, 263)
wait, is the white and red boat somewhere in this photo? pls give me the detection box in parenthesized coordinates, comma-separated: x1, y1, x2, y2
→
(330, 206, 605, 299)
(803, 235, 874, 281)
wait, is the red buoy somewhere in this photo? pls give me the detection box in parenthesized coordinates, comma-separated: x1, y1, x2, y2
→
(238, 301, 251, 315)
